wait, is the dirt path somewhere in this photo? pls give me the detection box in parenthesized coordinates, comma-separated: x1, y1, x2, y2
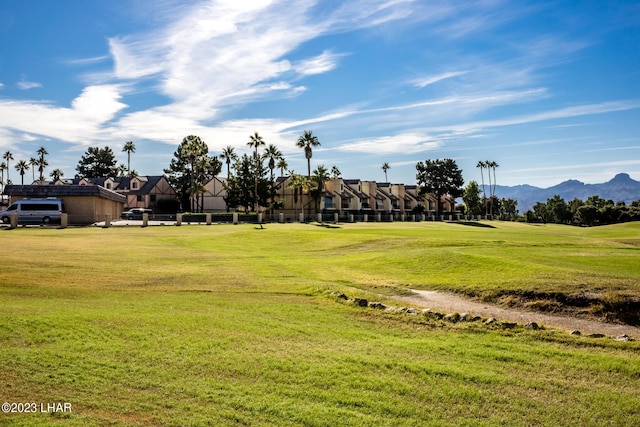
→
(392, 290, 639, 339)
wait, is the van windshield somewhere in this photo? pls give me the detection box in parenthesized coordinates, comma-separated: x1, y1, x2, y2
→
(6, 204, 17, 211)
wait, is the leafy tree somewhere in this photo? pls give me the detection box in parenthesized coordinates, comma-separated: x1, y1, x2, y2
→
(532, 202, 550, 223)
(224, 153, 269, 213)
(415, 158, 464, 217)
(164, 135, 220, 212)
(462, 181, 483, 216)
(76, 146, 118, 178)
(567, 198, 584, 222)
(122, 141, 136, 177)
(498, 198, 518, 220)
(15, 160, 30, 185)
(546, 195, 571, 224)
(576, 204, 599, 226)
(585, 195, 608, 209)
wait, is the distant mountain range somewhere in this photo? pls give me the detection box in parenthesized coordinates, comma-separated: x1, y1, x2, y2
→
(483, 173, 640, 212)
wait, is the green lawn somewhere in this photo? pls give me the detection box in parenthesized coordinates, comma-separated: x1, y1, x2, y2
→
(1, 222, 639, 426)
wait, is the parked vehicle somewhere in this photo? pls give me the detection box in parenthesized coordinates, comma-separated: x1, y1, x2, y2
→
(0, 198, 64, 224)
(120, 208, 154, 220)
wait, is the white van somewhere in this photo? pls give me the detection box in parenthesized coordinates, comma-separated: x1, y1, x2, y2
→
(1, 198, 65, 225)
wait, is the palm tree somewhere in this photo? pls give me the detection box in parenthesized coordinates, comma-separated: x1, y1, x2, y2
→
(263, 144, 283, 216)
(0, 161, 5, 202)
(276, 158, 288, 207)
(15, 160, 29, 185)
(29, 157, 37, 182)
(485, 159, 493, 203)
(289, 172, 311, 219)
(296, 131, 320, 216)
(116, 163, 129, 178)
(122, 141, 136, 177)
(276, 158, 288, 178)
(476, 161, 487, 215)
(36, 158, 49, 183)
(382, 162, 390, 182)
(3, 151, 14, 183)
(37, 146, 48, 181)
(296, 130, 320, 178)
(489, 160, 499, 199)
(312, 165, 330, 214)
(50, 168, 64, 182)
(330, 166, 341, 179)
(247, 132, 266, 212)
(486, 160, 499, 216)
(220, 146, 237, 178)
(263, 144, 282, 182)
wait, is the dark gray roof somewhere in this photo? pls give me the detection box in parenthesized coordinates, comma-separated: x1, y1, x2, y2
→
(377, 188, 398, 201)
(3, 185, 126, 203)
(131, 176, 163, 194)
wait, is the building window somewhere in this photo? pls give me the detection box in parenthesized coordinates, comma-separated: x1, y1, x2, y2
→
(106, 183, 111, 189)
(150, 195, 156, 202)
(132, 182, 138, 189)
(137, 195, 143, 202)
(324, 196, 333, 209)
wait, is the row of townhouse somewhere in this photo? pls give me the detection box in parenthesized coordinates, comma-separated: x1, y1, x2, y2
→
(34, 175, 455, 218)
(48, 176, 177, 212)
(199, 176, 456, 219)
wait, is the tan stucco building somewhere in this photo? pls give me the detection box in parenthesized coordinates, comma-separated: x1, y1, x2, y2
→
(3, 185, 126, 225)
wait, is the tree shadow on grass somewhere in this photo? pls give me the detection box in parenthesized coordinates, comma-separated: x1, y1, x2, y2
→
(450, 221, 497, 228)
(314, 223, 342, 229)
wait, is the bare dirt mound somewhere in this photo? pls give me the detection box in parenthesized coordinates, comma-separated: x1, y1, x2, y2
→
(393, 290, 640, 339)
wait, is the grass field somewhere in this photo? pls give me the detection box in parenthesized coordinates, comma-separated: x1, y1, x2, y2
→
(1, 221, 639, 426)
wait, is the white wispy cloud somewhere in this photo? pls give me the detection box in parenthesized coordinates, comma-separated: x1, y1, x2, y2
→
(411, 71, 468, 88)
(294, 50, 346, 76)
(339, 132, 442, 154)
(64, 55, 111, 66)
(435, 100, 640, 135)
(0, 85, 128, 145)
(17, 79, 42, 90)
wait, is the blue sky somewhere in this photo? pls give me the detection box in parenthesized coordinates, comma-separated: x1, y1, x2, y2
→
(1, 0, 639, 188)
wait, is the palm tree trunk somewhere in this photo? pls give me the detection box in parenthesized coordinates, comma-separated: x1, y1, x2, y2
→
(479, 167, 487, 215)
(486, 167, 492, 216)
